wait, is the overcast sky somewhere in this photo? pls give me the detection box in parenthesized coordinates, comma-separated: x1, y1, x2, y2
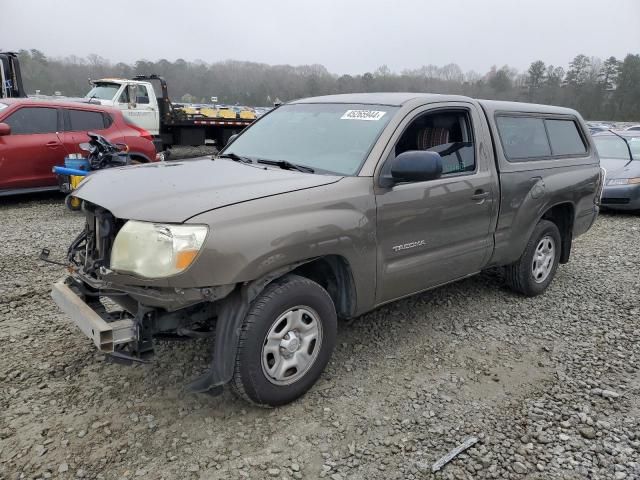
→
(2, 0, 639, 74)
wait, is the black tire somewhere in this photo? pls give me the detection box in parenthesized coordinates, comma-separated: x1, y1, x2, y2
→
(504, 219, 562, 297)
(231, 274, 337, 407)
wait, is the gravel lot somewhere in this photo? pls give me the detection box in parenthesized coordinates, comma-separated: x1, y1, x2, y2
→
(1, 194, 639, 480)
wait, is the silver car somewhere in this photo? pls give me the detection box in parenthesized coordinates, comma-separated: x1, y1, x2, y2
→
(593, 131, 640, 211)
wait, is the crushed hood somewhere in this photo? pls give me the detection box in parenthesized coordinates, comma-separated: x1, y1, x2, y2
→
(73, 158, 342, 222)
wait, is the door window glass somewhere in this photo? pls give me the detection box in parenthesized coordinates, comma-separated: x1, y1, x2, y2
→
(67, 109, 108, 131)
(136, 85, 150, 104)
(5, 107, 58, 135)
(394, 110, 476, 176)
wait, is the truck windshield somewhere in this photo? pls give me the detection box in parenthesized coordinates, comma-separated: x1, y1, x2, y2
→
(85, 83, 121, 101)
(223, 103, 398, 175)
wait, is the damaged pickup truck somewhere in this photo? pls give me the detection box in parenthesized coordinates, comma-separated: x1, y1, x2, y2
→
(51, 93, 604, 406)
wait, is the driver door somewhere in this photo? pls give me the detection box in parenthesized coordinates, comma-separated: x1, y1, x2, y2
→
(120, 84, 158, 134)
(375, 103, 497, 304)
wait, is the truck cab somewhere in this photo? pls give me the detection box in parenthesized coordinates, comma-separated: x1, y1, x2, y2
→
(85, 79, 160, 135)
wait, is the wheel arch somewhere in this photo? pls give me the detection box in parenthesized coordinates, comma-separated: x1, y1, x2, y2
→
(128, 152, 152, 163)
(290, 255, 357, 319)
(540, 202, 575, 264)
(187, 255, 356, 395)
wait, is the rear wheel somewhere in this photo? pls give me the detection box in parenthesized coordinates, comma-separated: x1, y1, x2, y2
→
(231, 275, 337, 407)
(504, 219, 562, 296)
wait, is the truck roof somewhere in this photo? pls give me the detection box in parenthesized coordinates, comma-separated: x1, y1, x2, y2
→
(291, 92, 581, 117)
(93, 78, 150, 85)
(0, 97, 120, 113)
(478, 99, 580, 117)
(291, 92, 470, 106)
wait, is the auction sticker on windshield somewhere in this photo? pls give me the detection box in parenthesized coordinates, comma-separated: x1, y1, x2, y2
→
(341, 110, 386, 121)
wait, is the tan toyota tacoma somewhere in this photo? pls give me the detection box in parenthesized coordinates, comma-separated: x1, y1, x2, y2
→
(51, 93, 603, 406)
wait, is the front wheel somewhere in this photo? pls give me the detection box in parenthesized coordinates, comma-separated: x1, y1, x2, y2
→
(504, 219, 562, 297)
(231, 275, 337, 407)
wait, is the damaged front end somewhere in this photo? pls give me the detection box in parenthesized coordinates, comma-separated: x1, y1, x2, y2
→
(50, 202, 241, 394)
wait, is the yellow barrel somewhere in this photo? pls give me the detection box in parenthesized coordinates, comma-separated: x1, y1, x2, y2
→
(200, 107, 217, 118)
(217, 108, 236, 119)
(68, 175, 84, 210)
(239, 110, 256, 120)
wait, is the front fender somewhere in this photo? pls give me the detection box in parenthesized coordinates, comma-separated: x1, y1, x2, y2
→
(185, 177, 377, 313)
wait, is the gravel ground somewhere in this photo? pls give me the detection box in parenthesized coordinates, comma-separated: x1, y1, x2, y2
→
(1, 194, 639, 480)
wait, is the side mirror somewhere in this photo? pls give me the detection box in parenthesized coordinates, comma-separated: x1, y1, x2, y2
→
(0, 123, 11, 136)
(127, 85, 138, 108)
(226, 133, 239, 146)
(385, 150, 442, 186)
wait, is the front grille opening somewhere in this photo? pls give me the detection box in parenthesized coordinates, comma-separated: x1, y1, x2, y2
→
(71, 202, 124, 277)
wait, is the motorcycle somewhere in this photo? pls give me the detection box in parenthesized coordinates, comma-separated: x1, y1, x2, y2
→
(54, 133, 132, 209)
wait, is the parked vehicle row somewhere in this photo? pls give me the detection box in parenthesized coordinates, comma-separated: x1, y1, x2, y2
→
(586, 121, 640, 134)
(50, 93, 603, 407)
(0, 98, 157, 195)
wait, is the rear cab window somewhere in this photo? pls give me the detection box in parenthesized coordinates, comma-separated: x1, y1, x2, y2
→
(496, 115, 587, 161)
(4, 107, 58, 134)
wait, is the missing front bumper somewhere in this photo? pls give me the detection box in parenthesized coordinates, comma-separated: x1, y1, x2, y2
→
(51, 279, 136, 352)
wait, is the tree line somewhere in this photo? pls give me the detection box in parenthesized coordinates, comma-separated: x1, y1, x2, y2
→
(16, 49, 640, 121)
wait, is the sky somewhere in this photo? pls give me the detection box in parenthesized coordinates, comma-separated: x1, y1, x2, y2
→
(1, 0, 639, 75)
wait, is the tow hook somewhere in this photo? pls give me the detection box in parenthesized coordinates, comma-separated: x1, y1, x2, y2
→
(39, 248, 69, 267)
(106, 350, 152, 365)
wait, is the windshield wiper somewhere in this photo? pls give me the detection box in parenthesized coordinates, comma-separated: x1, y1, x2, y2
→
(257, 159, 314, 173)
(218, 152, 253, 164)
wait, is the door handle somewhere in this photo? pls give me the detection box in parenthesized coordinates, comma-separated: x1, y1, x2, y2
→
(471, 190, 490, 203)
(46, 141, 61, 149)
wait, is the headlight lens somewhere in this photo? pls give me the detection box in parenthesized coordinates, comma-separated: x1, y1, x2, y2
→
(608, 177, 640, 185)
(110, 221, 208, 278)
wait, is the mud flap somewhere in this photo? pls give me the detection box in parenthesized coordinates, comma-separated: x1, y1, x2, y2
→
(187, 287, 249, 396)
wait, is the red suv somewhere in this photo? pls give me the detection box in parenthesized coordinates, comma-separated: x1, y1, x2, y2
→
(0, 99, 157, 195)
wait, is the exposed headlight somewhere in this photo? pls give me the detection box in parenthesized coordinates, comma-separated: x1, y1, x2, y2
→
(110, 221, 208, 278)
(608, 178, 640, 185)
